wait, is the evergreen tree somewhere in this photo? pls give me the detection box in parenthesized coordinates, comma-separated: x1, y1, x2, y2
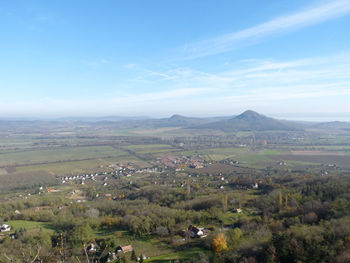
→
(131, 250, 137, 262)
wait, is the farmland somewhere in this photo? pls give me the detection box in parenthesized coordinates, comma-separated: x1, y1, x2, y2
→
(0, 119, 350, 262)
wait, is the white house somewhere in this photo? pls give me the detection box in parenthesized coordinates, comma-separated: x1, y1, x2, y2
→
(0, 224, 11, 232)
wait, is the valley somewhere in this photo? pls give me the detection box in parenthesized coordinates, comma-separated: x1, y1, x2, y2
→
(1, 111, 350, 262)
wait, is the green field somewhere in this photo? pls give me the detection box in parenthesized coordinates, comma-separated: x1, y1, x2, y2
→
(123, 144, 176, 153)
(14, 159, 109, 175)
(0, 146, 127, 166)
(146, 247, 207, 262)
(7, 220, 55, 233)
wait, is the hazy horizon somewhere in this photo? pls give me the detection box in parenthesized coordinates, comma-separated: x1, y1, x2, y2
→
(0, 111, 349, 123)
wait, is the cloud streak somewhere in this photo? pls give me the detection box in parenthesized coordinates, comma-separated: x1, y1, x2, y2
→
(2, 53, 350, 118)
(182, 0, 350, 59)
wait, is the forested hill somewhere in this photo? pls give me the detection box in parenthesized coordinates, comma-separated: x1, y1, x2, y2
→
(192, 110, 300, 131)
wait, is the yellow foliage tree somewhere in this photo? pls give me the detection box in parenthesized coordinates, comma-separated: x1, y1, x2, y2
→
(212, 233, 228, 253)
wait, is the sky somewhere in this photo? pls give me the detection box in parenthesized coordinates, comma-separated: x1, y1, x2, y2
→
(1, 0, 350, 120)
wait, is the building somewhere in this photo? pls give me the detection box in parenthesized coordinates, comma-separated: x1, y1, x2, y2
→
(86, 243, 99, 253)
(116, 245, 133, 254)
(187, 225, 206, 238)
(0, 224, 11, 232)
(235, 208, 243, 213)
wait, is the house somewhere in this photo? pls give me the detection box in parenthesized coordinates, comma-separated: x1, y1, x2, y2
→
(187, 225, 206, 238)
(252, 183, 258, 189)
(116, 245, 133, 254)
(0, 224, 11, 232)
(86, 243, 99, 253)
(235, 208, 242, 213)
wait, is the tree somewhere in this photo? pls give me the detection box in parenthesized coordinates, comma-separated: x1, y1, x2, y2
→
(226, 228, 242, 249)
(85, 208, 99, 218)
(303, 212, 318, 224)
(212, 233, 228, 253)
(156, 226, 169, 237)
(70, 223, 94, 247)
(131, 250, 137, 262)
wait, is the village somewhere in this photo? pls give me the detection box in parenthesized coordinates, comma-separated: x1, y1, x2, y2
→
(0, 148, 267, 263)
(0, 121, 348, 262)
(157, 154, 207, 169)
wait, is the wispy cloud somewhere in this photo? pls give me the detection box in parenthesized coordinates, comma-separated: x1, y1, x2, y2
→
(182, 0, 350, 59)
(3, 53, 349, 117)
(120, 53, 350, 115)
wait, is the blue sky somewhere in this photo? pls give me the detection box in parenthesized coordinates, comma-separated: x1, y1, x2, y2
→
(1, 0, 350, 120)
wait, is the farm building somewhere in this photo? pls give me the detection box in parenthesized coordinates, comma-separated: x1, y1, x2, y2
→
(116, 245, 133, 253)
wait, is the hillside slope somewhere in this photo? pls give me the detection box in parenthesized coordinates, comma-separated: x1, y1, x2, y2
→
(193, 110, 299, 131)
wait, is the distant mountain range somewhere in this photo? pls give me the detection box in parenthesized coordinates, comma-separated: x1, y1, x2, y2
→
(92, 110, 299, 131)
(1, 110, 349, 132)
(312, 121, 350, 130)
(138, 114, 230, 128)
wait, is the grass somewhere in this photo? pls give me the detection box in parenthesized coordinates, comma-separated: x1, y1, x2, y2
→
(146, 246, 207, 262)
(14, 159, 110, 175)
(180, 147, 248, 162)
(94, 230, 175, 258)
(263, 149, 282, 155)
(7, 152, 150, 177)
(0, 171, 56, 191)
(104, 156, 151, 168)
(235, 154, 271, 163)
(95, 227, 130, 238)
(0, 146, 127, 166)
(94, 226, 206, 261)
(203, 147, 248, 156)
(7, 220, 55, 233)
(123, 144, 176, 153)
(286, 160, 322, 166)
